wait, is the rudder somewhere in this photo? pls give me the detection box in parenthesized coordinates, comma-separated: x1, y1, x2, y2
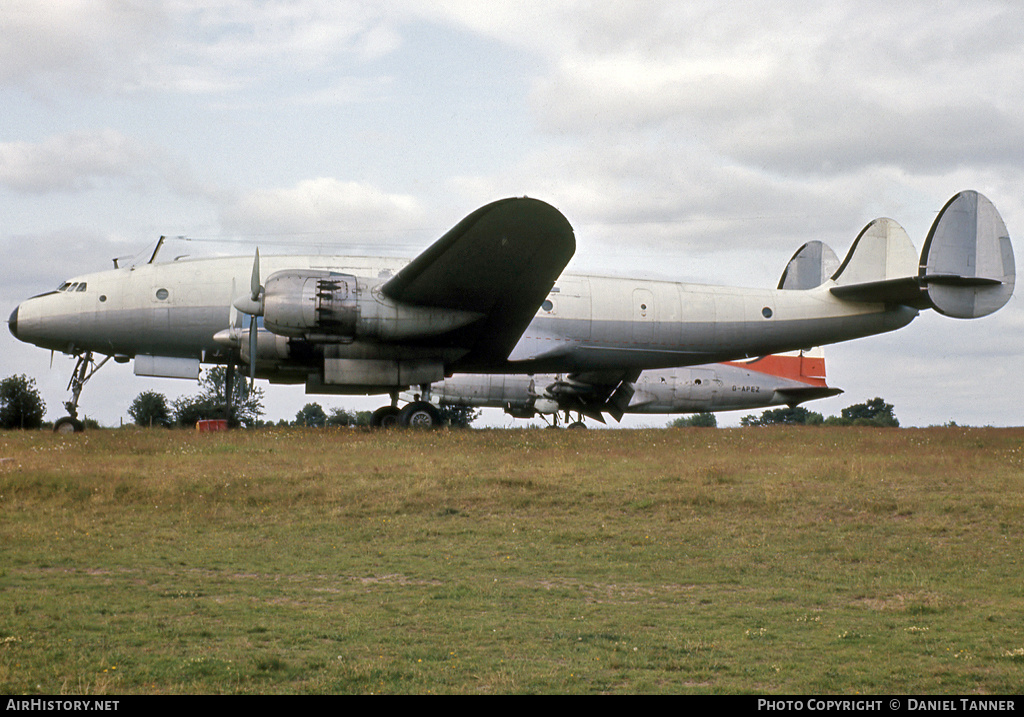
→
(920, 190, 1015, 318)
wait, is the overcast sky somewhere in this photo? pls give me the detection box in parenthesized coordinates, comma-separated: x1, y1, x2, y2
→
(2, 0, 1021, 428)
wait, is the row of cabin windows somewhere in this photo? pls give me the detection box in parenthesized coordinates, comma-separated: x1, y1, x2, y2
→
(55, 282, 169, 302)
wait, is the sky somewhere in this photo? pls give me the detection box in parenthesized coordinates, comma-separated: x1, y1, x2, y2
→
(2, 0, 1022, 428)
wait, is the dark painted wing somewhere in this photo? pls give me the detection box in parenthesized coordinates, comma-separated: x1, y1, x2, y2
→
(382, 197, 576, 367)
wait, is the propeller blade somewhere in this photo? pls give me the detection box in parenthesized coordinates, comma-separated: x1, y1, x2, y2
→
(233, 249, 265, 317)
(250, 248, 261, 302)
(229, 277, 239, 336)
(249, 315, 257, 384)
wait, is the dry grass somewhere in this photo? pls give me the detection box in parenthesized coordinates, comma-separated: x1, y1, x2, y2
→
(1, 426, 1022, 693)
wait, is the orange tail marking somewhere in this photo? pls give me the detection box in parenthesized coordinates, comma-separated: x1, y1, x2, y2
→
(723, 353, 828, 387)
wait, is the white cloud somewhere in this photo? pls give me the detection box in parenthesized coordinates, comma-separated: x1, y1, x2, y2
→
(1, 0, 403, 96)
(0, 0, 164, 90)
(219, 177, 426, 240)
(0, 130, 162, 193)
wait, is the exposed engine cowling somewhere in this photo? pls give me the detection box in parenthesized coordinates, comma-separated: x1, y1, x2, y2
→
(259, 269, 483, 343)
(263, 270, 358, 341)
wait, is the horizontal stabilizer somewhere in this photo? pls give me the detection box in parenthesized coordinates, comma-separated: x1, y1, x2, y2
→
(778, 241, 840, 290)
(829, 276, 928, 307)
(829, 191, 1015, 318)
(775, 386, 844, 407)
(920, 191, 1015, 318)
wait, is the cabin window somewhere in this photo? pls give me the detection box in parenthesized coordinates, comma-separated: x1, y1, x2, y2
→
(762, 307, 773, 319)
(155, 288, 169, 300)
(541, 299, 553, 312)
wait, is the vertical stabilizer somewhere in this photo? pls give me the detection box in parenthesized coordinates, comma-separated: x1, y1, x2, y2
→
(832, 218, 918, 286)
(920, 191, 1015, 318)
(778, 241, 840, 290)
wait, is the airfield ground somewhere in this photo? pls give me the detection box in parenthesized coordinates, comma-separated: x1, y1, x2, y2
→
(1, 426, 1022, 694)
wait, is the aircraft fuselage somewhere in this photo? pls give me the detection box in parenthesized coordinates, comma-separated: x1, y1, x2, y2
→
(9, 253, 917, 393)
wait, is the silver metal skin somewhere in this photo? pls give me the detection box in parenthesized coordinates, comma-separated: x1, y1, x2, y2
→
(422, 354, 842, 423)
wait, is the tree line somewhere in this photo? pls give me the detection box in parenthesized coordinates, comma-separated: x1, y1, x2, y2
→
(1, 372, 903, 431)
(670, 397, 900, 428)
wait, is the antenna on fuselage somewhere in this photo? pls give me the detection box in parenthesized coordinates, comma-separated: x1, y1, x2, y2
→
(148, 236, 166, 264)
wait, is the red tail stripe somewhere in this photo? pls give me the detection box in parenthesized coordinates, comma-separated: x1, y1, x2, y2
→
(722, 354, 828, 387)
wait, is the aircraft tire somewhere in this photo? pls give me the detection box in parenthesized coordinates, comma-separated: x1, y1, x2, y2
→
(371, 406, 401, 428)
(567, 421, 588, 430)
(53, 416, 84, 434)
(398, 401, 442, 428)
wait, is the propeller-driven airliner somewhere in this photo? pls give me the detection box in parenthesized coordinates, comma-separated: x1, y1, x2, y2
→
(7, 190, 1014, 431)
(412, 349, 843, 429)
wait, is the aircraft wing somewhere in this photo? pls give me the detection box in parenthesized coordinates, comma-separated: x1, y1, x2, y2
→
(544, 369, 641, 423)
(381, 197, 576, 367)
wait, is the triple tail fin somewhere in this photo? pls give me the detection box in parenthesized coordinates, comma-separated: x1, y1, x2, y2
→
(829, 191, 1015, 318)
(778, 241, 840, 290)
(920, 191, 1015, 318)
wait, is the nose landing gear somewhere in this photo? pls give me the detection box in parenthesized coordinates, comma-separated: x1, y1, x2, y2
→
(54, 351, 110, 434)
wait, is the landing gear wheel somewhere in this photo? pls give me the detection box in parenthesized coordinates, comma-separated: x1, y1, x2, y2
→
(53, 416, 84, 435)
(398, 401, 442, 428)
(567, 421, 587, 430)
(371, 406, 401, 428)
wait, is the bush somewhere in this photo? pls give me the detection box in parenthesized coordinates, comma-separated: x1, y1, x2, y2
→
(670, 412, 718, 428)
(128, 391, 173, 428)
(0, 374, 46, 429)
(741, 407, 824, 426)
(173, 367, 265, 427)
(294, 403, 328, 427)
(824, 398, 899, 427)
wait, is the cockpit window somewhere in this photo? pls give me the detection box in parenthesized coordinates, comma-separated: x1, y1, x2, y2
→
(75, 283, 87, 292)
(57, 282, 71, 291)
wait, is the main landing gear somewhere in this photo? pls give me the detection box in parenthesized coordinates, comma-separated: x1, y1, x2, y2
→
(370, 390, 444, 428)
(539, 410, 587, 430)
(54, 351, 111, 434)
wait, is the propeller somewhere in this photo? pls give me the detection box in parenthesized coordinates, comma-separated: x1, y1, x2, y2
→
(247, 250, 261, 384)
(229, 249, 264, 385)
(227, 280, 240, 417)
(213, 268, 260, 401)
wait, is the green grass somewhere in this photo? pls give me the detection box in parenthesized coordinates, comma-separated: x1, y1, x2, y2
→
(1, 426, 1023, 694)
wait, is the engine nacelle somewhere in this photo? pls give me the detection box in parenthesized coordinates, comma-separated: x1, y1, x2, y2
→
(260, 270, 483, 343)
(263, 270, 358, 340)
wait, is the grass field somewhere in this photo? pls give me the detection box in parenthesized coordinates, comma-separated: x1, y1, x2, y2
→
(1, 426, 1023, 694)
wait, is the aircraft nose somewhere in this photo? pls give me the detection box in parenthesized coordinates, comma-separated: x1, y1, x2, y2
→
(7, 306, 17, 339)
